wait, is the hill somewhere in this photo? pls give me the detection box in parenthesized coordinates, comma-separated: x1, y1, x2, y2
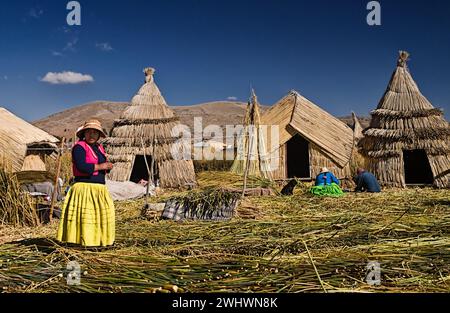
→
(33, 101, 370, 139)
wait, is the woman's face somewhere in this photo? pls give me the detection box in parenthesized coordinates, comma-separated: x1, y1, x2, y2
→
(84, 129, 100, 144)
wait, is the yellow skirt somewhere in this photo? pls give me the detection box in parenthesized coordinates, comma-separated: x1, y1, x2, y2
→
(57, 183, 115, 247)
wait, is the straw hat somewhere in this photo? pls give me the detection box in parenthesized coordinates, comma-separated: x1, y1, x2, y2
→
(320, 167, 330, 173)
(76, 119, 107, 139)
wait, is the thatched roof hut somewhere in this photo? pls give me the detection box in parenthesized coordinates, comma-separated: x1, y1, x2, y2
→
(260, 91, 355, 180)
(104, 68, 197, 188)
(230, 90, 273, 179)
(0, 107, 59, 172)
(359, 51, 450, 188)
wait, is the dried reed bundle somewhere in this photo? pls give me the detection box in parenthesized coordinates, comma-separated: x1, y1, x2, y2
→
(0, 167, 39, 227)
(231, 90, 273, 179)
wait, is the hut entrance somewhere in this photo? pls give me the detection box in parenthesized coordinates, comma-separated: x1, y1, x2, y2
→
(129, 155, 156, 184)
(403, 149, 433, 185)
(286, 134, 310, 178)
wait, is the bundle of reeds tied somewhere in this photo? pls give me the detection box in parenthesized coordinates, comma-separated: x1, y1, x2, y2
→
(0, 167, 39, 227)
(162, 188, 241, 221)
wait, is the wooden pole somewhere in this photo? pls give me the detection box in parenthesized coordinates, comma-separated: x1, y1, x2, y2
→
(242, 127, 254, 198)
(145, 134, 156, 208)
(150, 134, 156, 187)
(140, 136, 151, 209)
(49, 137, 65, 223)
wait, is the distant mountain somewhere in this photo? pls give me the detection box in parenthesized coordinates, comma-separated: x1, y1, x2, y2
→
(33, 101, 263, 139)
(33, 101, 129, 140)
(33, 100, 370, 140)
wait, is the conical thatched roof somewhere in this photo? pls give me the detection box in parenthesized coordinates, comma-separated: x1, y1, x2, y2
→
(104, 68, 196, 188)
(0, 107, 58, 172)
(230, 90, 273, 179)
(359, 51, 450, 188)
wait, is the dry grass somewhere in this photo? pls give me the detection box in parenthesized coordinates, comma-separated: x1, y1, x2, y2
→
(45, 152, 72, 186)
(1, 171, 449, 293)
(0, 167, 40, 227)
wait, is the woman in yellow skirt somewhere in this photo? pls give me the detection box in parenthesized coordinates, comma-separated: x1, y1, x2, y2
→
(57, 119, 115, 247)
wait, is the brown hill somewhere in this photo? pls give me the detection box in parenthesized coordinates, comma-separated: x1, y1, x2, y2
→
(33, 101, 129, 141)
(33, 100, 370, 140)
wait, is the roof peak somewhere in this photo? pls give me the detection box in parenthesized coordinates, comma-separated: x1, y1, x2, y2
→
(397, 51, 410, 68)
(144, 67, 155, 83)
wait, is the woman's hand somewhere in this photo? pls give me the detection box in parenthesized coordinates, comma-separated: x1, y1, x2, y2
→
(95, 162, 113, 171)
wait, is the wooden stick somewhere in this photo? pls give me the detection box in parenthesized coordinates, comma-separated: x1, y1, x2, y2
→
(49, 137, 66, 223)
(242, 130, 253, 198)
(140, 136, 152, 209)
(146, 135, 156, 207)
(150, 133, 156, 187)
(303, 239, 327, 293)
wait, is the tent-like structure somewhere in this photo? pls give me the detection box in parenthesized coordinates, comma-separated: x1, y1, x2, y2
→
(352, 112, 364, 143)
(230, 90, 272, 179)
(104, 68, 197, 188)
(0, 107, 59, 172)
(260, 90, 355, 180)
(359, 51, 450, 188)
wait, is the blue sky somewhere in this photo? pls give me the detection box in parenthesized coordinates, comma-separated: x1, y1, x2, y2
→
(0, 0, 449, 121)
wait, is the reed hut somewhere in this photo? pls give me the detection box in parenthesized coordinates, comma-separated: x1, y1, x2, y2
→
(260, 91, 354, 180)
(359, 51, 450, 188)
(230, 90, 273, 179)
(104, 68, 197, 188)
(0, 107, 59, 172)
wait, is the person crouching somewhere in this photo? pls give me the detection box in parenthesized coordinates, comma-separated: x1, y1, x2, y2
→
(354, 168, 381, 193)
(310, 167, 344, 197)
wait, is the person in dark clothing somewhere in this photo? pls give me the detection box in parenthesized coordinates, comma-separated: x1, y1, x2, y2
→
(354, 168, 381, 193)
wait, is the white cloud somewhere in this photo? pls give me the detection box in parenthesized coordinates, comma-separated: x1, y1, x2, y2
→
(96, 42, 114, 52)
(40, 71, 94, 85)
(227, 96, 238, 101)
(51, 51, 63, 57)
(58, 26, 71, 34)
(64, 38, 79, 52)
(29, 8, 44, 19)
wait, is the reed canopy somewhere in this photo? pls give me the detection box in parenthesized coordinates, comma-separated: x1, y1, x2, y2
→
(260, 90, 355, 180)
(359, 51, 450, 188)
(104, 68, 196, 188)
(230, 90, 273, 179)
(0, 107, 58, 172)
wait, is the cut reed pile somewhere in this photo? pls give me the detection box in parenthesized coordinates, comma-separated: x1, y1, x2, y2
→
(1, 171, 449, 293)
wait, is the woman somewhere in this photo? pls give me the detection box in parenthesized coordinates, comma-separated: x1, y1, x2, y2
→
(310, 167, 344, 197)
(57, 119, 115, 247)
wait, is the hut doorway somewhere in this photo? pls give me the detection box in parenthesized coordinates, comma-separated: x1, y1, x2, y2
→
(403, 149, 433, 185)
(286, 134, 310, 178)
(129, 155, 156, 183)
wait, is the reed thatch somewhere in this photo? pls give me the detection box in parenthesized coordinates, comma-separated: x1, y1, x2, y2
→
(104, 68, 196, 188)
(0, 108, 58, 172)
(21, 155, 46, 171)
(352, 112, 364, 143)
(359, 51, 450, 188)
(230, 90, 273, 179)
(260, 91, 355, 180)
